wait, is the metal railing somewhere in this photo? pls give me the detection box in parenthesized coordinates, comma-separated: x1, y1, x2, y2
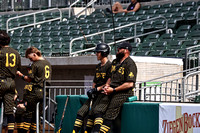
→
(134, 66, 200, 102)
(197, 6, 200, 24)
(40, 80, 93, 133)
(0, 103, 3, 133)
(6, 8, 62, 33)
(185, 44, 200, 71)
(69, 16, 168, 56)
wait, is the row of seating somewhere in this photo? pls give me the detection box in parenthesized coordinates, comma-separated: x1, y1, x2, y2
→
(6, 0, 200, 58)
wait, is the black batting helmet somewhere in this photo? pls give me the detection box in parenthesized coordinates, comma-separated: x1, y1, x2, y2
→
(94, 43, 110, 57)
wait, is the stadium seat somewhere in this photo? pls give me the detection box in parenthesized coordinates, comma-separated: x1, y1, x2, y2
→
(158, 33, 174, 42)
(148, 50, 164, 57)
(162, 3, 172, 9)
(137, 42, 154, 51)
(173, 32, 188, 41)
(187, 30, 200, 40)
(166, 40, 182, 50)
(143, 34, 160, 43)
(181, 40, 198, 49)
(162, 50, 178, 58)
(175, 25, 191, 34)
(151, 41, 167, 51)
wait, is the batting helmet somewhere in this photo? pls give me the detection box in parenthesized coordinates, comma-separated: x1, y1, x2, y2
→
(94, 43, 110, 57)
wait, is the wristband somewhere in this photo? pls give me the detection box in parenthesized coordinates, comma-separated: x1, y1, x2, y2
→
(21, 75, 25, 80)
(113, 88, 116, 93)
(24, 102, 26, 107)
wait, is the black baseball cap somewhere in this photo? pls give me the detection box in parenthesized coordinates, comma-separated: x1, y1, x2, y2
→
(117, 42, 132, 52)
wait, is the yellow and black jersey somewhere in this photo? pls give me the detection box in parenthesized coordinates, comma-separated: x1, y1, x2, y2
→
(0, 47, 21, 78)
(93, 61, 111, 87)
(110, 57, 137, 87)
(28, 59, 52, 87)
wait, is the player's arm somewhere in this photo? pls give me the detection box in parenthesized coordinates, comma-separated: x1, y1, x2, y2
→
(16, 71, 32, 82)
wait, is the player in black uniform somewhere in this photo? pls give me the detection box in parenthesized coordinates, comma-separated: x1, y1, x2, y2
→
(72, 43, 111, 133)
(98, 42, 137, 133)
(16, 46, 52, 133)
(0, 30, 22, 133)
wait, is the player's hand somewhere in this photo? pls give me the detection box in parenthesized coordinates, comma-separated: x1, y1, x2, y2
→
(103, 87, 114, 95)
(16, 71, 23, 77)
(17, 103, 26, 109)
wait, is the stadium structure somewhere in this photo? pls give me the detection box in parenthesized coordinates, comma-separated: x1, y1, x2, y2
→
(1, 0, 200, 132)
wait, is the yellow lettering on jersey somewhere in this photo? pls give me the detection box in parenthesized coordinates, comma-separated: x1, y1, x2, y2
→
(118, 67, 124, 75)
(129, 72, 134, 78)
(101, 73, 106, 79)
(111, 65, 116, 72)
(6, 53, 16, 67)
(45, 65, 50, 78)
(96, 73, 101, 78)
(24, 85, 32, 91)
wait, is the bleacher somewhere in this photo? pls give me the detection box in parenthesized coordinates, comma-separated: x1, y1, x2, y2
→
(1, 0, 200, 58)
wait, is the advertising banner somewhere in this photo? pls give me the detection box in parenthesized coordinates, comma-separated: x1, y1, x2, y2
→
(159, 103, 200, 133)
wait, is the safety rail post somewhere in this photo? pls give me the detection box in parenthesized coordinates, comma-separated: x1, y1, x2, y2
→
(43, 80, 46, 133)
(0, 103, 3, 133)
(139, 83, 142, 101)
(197, 6, 200, 24)
(143, 82, 146, 101)
(36, 102, 40, 133)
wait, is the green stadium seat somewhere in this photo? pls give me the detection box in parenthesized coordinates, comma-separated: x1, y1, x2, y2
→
(168, 19, 178, 30)
(194, 95, 200, 103)
(181, 40, 198, 49)
(157, 9, 169, 16)
(143, 34, 160, 43)
(166, 40, 182, 50)
(134, 51, 149, 56)
(176, 49, 185, 58)
(184, 11, 197, 23)
(162, 50, 178, 58)
(42, 31, 51, 37)
(52, 43, 63, 56)
(180, 6, 192, 14)
(187, 31, 200, 40)
(190, 24, 200, 31)
(151, 41, 167, 51)
(62, 44, 70, 56)
(162, 3, 172, 9)
(151, 4, 161, 10)
(173, 32, 188, 41)
(137, 42, 154, 51)
(148, 50, 164, 57)
(32, 32, 42, 37)
(159, 33, 174, 42)
(184, 1, 196, 7)
(153, 19, 166, 29)
(140, 5, 151, 11)
(173, 2, 184, 8)
(175, 25, 191, 34)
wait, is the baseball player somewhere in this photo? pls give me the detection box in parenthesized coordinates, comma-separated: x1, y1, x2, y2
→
(72, 43, 112, 133)
(16, 46, 52, 133)
(0, 30, 22, 133)
(99, 42, 137, 133)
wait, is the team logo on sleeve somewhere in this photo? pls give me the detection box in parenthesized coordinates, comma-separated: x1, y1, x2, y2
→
(129, 72, 134, 78)
(28, 70, 32, 74)
(111, 65, 116, 72)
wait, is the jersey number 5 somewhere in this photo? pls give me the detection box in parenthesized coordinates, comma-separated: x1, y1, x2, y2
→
(45, 65, 50, 79)
(6, 53, 16, 67)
